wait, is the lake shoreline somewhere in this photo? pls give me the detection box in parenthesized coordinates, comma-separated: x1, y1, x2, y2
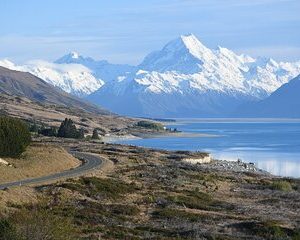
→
(104, 119, 300, 179)
(103, 131, 275, 178)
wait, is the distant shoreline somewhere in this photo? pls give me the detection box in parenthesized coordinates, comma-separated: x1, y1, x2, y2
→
(104, 131, 219, 143)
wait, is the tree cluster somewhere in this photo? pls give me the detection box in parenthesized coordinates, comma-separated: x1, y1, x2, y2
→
(136, 120, 165, 131)
(57, 118, 84, 139)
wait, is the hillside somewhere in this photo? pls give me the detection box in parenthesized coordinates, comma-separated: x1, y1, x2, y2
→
(0, 66, 107, 114)
(236, 74, 300, 118)
(0, 66, 136, 134)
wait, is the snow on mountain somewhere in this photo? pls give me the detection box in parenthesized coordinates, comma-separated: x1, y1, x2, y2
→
(0, 59, 103, 97)
(55, 52, 136, 83)
(1, 34, 299, 117)
(0, 50, 135, 97)
(87, 34, 300, 117)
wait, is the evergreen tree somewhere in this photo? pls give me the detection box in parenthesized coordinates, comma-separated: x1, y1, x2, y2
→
(29, 121, 39, 133)
(77, 128, 85, 139)
(91, 129, 100, 140)
(0, 117, 31, 158)
(39, 127, 58, 137)
(57, 118, 84, 139)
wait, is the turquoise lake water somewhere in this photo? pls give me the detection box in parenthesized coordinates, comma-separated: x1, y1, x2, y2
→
(117, 119, 300, 178)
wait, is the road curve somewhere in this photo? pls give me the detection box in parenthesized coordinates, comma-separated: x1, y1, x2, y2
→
(0, 152, 103, 190)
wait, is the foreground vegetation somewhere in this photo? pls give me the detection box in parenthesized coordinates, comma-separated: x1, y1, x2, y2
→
(0, 139, 299, 240)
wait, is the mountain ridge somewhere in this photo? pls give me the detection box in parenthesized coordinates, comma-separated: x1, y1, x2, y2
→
(0, 66, 108, 115)
(86, 34, 300, 117)
(1, 34, 299, 117)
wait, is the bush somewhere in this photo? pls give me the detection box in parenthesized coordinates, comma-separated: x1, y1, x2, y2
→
(167, 190, 212, 210)
(271, 180, 293, 192)
(136, 121, 165, 131)
(0, 117, 31, 158)
(60, 177, 137, 200)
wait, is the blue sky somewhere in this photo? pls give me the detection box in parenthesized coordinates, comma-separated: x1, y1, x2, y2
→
(0, 0, 299, 64)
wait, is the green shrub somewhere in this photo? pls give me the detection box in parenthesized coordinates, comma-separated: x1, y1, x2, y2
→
(0, 116, 31, 158)
(60, 177, 137, 200)
(136, 121, 165, 131)
(271, 180, 293, 192)
(153, 208, 201, 222)
(234, 220, 295, 239)
(167, 190, 212, 210)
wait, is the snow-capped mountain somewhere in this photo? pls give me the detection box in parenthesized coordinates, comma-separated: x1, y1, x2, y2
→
(0, 51, 135, 97)
(55, 52, 136, 83)
(1, 34, 299, 117)
(87, 34, 300, 117)
(0, 59, 103, 97)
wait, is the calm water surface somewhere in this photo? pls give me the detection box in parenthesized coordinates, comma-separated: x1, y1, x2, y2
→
(117, 119, 300, 178)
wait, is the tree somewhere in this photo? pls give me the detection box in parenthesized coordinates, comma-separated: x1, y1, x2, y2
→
(57, 118, 84, 139)
(29, 121, 39, 133)
(136, 121, 165, 131)
(0, 117, 31, 158)
(77, 128, 85, 139)
(91, 129, 100, 140)
(39, 127, 58, 137)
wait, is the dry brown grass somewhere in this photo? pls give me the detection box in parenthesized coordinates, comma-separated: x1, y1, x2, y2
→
(0, 144, 80, 184)
(0, 186, 38, 211)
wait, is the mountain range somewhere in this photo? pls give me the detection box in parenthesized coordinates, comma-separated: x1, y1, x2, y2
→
(1, 34, 299, 117)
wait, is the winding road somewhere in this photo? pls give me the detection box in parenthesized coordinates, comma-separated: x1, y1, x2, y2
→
(0, 152, 103, 190)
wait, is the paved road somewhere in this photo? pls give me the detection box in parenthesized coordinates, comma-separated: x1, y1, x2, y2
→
(0, 152, 103, 190)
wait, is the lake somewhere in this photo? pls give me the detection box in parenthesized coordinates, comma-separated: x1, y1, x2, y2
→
(116, 119, 300, 178)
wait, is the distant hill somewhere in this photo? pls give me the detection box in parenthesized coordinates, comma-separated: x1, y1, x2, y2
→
(0, 66, 107, 115)
(235, 74, 300, 118)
